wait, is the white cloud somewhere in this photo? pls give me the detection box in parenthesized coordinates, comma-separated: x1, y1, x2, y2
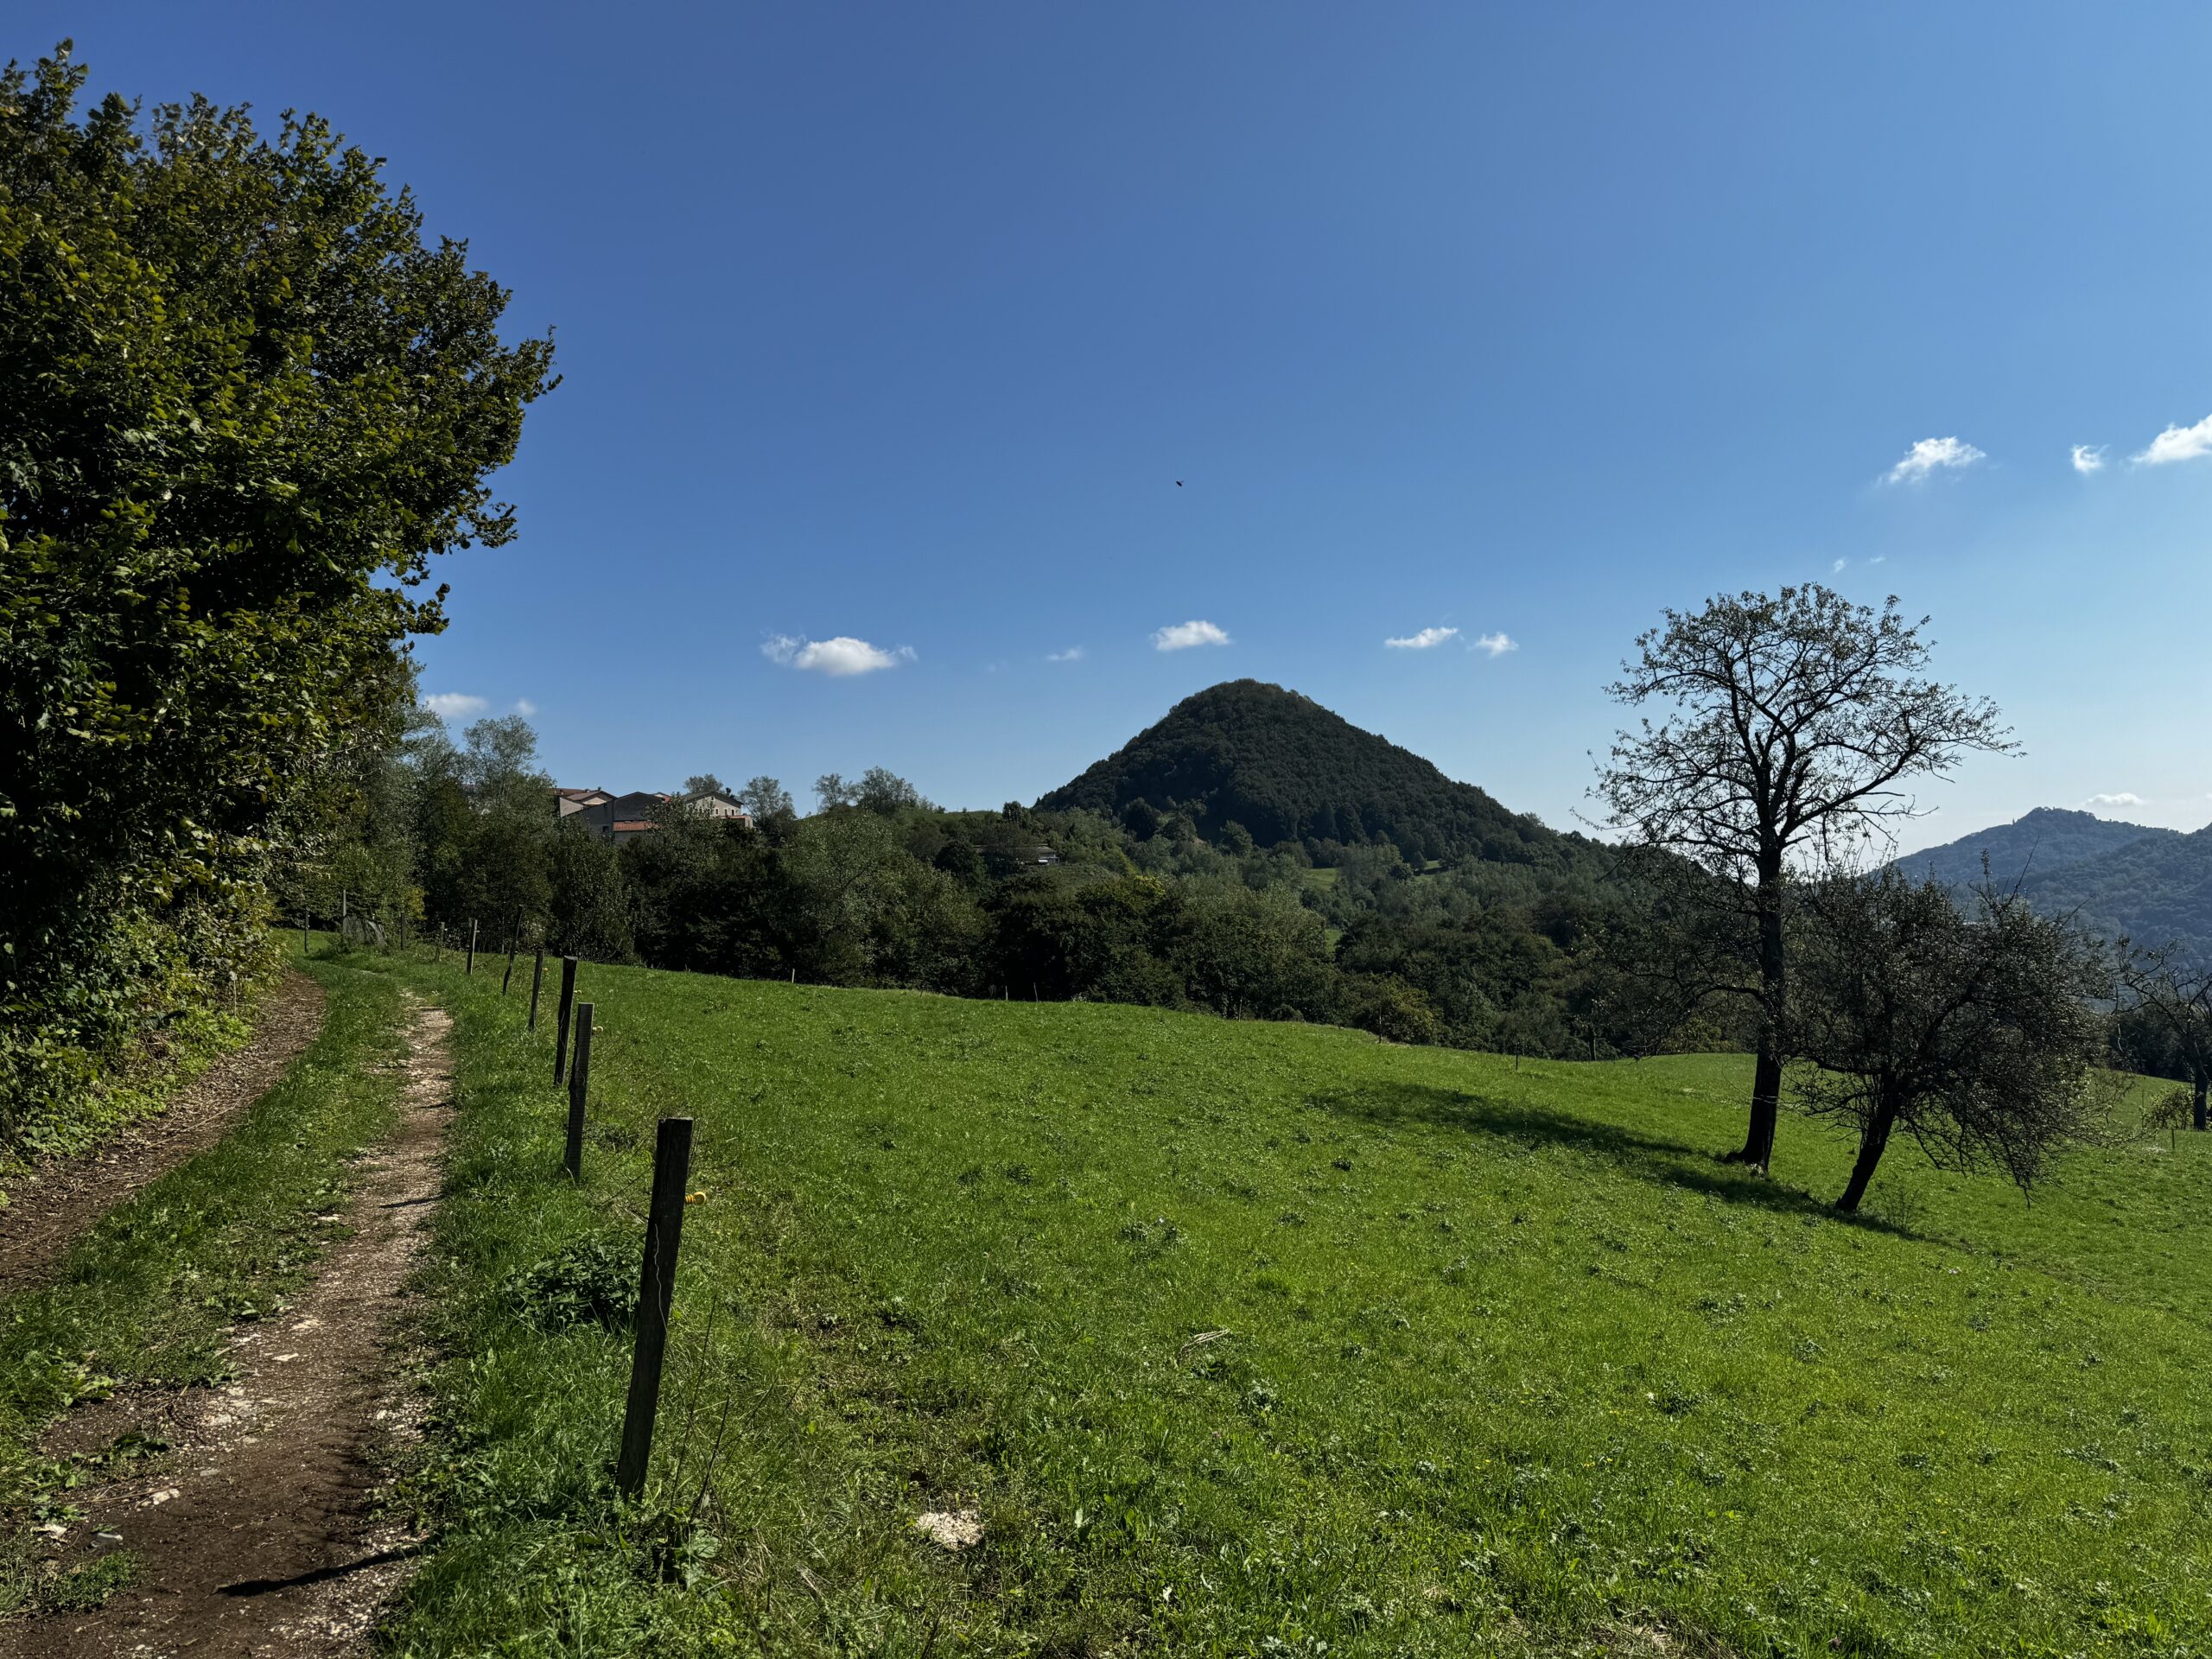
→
(1153, 620, 1231, 652)
(2082, 792, 2145, 810)
(1885, 435, 1986, 485)
(1471, 631, 1519, 657)
(2133, 415, 2212, 466)
(2070, 444, 2107, 475)
(1046, 646, 1085, 663)
(761, 633, 914, 676)
(423, 693, 488, 719)
(1832, 558, 1848, 575)
(514, 698, 538, 716)
(1384, 626, 1459, 651)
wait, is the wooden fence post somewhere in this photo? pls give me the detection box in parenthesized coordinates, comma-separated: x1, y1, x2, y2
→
(528, 947, 546, 1032)
(553, 957, 579, 1084)
(502, 911, 521, 995)
(615, 1116, 694, 1497)
(301, 911, 310, 957)
(466, 918, 479, 976)
(564, 1003, 594, 1181)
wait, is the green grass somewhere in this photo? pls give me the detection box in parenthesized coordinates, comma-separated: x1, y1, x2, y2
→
(0, 953, 410, 1613)
(370, 950, 2212, 1657)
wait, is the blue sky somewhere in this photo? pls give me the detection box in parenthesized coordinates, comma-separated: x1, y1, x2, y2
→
(21, 3, 2212, 850)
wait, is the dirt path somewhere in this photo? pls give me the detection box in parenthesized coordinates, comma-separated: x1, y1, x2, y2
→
(0, 972, 327, 1298)
(3, 996, 454, 1659)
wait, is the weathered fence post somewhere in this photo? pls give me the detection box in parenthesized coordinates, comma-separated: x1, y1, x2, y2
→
(553, 957, 579, 1084)
(528, 946, 546, 1031)
(435, 925, 446, 963)
(466, 918, 479, 976)
(502, 912, 520, 995)
(302, 911, 310, 957)
(564, 1002, 594, 1180)
(615, 1116, 694, 1497)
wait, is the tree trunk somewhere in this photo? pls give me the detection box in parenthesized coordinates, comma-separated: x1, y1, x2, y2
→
(1730, 857, 1787, 1171)
(1836, 1094, 1900, 1212)
(2195, 1066, 2209, 1134)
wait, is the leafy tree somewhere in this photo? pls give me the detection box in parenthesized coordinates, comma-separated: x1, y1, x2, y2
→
(2116, 945, 2212, 1132)
(544, 823, 635, 963)
(683, 773, 729, 800)
(1166, 888, 1335, 1022)
(405, 715, 555, 941)
(1344, 975, 1442, 1046)
(456, 715, 551, 816)
(621, 794, 731, 969)
(988, 874, 1182, 1004)
(1596, 586, 2011, 1172)
(2146, 1086, 2195, 1151)
(741, 776, 795, 821)
(814, 772, 856, 811)
(1789, 870, 2112, 1211)
(855, 766, 927, 814)
(0, 42, 554, 1134)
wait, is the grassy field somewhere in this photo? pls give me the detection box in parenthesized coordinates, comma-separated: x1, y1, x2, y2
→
(369, 947, 2209, 1658)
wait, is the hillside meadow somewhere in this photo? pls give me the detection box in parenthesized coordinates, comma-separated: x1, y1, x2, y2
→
(356, 944, 2209, 1657)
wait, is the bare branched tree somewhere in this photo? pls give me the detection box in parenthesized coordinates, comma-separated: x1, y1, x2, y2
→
(1790, 870, 2113, 1212)
(1595, 586, 2012, 1171)
(2116, 944, 2212, 1132)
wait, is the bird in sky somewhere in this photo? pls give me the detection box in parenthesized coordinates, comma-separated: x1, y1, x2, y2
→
(1174, 480, 1183, 487)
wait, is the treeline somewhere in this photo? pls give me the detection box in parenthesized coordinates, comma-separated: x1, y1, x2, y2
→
(316, 715, 1622, 1055)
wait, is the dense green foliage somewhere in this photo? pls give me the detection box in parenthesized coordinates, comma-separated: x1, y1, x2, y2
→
(0, 44, 553, 1145)
(1038, 679, 1580, 866)
(372, 947, 2200, 1656)
(1789, 871, 2113, 1211)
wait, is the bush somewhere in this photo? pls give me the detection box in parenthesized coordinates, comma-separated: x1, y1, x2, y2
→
(508, 1235, 636, 1332)
(1346, 975, 1442, 1046)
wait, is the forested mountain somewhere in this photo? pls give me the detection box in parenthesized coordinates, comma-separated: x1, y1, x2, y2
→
(1897, 807, 2175, 890)
(1037, 680, 1580, 867)
(1900, 807, 2212, 956)
(2018, 823, 2212, 952)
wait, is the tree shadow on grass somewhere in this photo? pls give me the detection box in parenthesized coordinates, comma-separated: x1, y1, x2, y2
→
(1306, 1082, 1922, 1242)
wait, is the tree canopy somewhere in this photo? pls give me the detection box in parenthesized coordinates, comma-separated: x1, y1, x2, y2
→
(1790, 870, 2112, 1211)
(0, 43, 554, 1139)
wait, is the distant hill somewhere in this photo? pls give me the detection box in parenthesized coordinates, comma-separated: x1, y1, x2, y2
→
(1897, 807, 2177, 890)
(1036, 679, 1573, 865)
(1899, 806, 2212, 954)
(2018, 823, 2212, 951)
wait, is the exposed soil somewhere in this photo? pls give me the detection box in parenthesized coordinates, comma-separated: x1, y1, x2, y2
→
(2, 997, 454, 1658)
(0, 972, 327, 1297)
